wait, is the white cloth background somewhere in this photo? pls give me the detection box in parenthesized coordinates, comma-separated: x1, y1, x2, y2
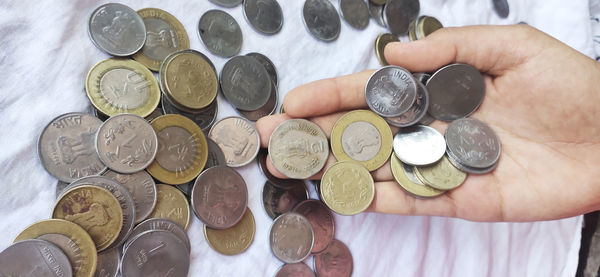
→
(0, 0, 594, 276)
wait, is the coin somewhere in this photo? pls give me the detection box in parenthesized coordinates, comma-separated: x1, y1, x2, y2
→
(313, 239, 353, 277)
(0, 239, 73, 277)
(246, 52, 278, 86)
(320, 161, 375, 215)
(126, 218, 191, 253)
(93, 107, 110, 121)
(383, 0, 419, 35)
(493, 0, 510, 18)
(146, 114, 208, 185)
(237, 80, 278, 121)
(292, 199, 335, 254)
(375, 33, 398, 66)
(257, 149, 306, 189)
(220, 55, 271, 111)
(52, 185, 123, 251)
(36, 234, 80, 274)
(38, 113, 106, 183)
(88, 3, 146, 57)
(133, 8, 189, 71)
(208, 0, 243, 8)
(161, 93, 218, 133)
(268, 119, 329, 179)
(275, 263, 316, 277)
(416, 16, 443, 39)
(390, 154, 444, 198)
(86, 58, 161, 118)
(269, 212, 314, 263)
(56, 180, 70, 198)
(445, 149, 499, 174)
(393, 125, 445, 166)
(208, 116, 260, 167)
(120, 230, 190, 277)
(205, 137, 227, 169)
(243, 0, 284, 35)
(204, 208, 256, 255)
(148, 184, 191, 229)
(94, 247, 119, 277)
(365, 66, 417, 117)
(262, 180, 308, 220)
(414, 155, 467, 190)
(102, 170, 157, 224)
(445, 117, 501, 169)
(14, 219, 97, 277)
(340, 0, 370, 30)
(302, 0, 341, 42)
(368, 1, 386, 27)
(408, 18, 417, 41)
(385, 82, 429, 127)
(370, 0, 388, 5)
(198, 10, 242, 57)
(413, 72, 430, 85)
(330, 110, 393, 171)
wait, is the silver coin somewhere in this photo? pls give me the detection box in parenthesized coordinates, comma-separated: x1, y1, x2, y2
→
(341, 121, 382, 162)
(125, 218, 191, 253)
(0, 239, 72, 277)
(269, 212, 314, 264)
(268, 119, 329, 179)
(37, 234, 81, 275)
(55, 180, 70, 199)
(102, 170, 157, 224)
(257, 149, 307, 189)
(262, 180, 308, 219)
(205, 137, 227, 169)
(246, 52, 278, 86)
(365, 66, 417, 117)
(385, 82, 429, 127)
(209, 0, 243, 8)
(393, 125, 446, 165)
(445, 117, 501, 169)
(161, 94, 218, 133)
(94, 247, 119, 277)
(492, 0, 510, 19)
(237, 81, 278, 121)
(243, 0, 284, 35)
(38, 113, 107, 183)
(368, 1, 386, 27)
(121, 230, 189, 277)
(95, 113, 158, 173)
(220, 55, 272, 111)
(383, 0, 419, 35)
(198, 10, 243, 57)
(208, 117, 261, 167)
(426, 63, 485, 121)
(88, 3, 146, 56)
(339, 0, 370, 30)
(446, 148, 498, 174)
(302, 0, 341, 42)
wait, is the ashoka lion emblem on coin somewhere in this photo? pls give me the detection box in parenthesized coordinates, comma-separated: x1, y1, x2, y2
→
(373, 74, 410, 108)
(57, 129, 96, 164)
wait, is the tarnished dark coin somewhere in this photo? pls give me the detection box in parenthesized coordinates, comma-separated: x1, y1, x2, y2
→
(445, 117, 501, 169)
(0, 239, 73, 277)
(393, 125, 446, 166)
(88, 3, 146, 56)
(198, 10, 242, 57)
(121, 230, 189, 277)
(257, 149, 307, 189)
(365, 66, 417, 117)
(383, 0, 419, 35)
(208, 117, 261, 167)
(302, 0, 341, 42)
(269, 212, 314, 263)
(102, 170, 157, 224)
(492, 0, 510, 18)
(208, 0, 243, 8)
(243, 0, 284, 34)
(220, 55, 271, 111)
(340, 0, 370, 30)
(275, 263, 316, 277)
(161, 94, 218, 133)
(292, 199, 335, 254)
(368, 1, 386, 27)
(125, 218, 191, 252)
(94, 247, 119, 277)
(246, 52, 278, 86)
(385, 82, 429, 127)
(262, 180, 308, 220)
(205, 137, 227, 169)
(314, 239, 353, 277)
(237, 81, 278, 121)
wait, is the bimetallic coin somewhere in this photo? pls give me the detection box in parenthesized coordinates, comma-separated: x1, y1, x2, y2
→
(237, 80, 278, 121)
(205, 137, 227, 169)
(320, 161, 374, 215)
(204, 208, 256, 255)
(163, 50, 218, 110)
(191, 166, 248, 229)
(257, 149, 307, 189)
(56, 181, 70, 199)
(493, 0, 510, 18)
(208, 0, 243, 8)
(148, 184, 191, 229)
(246, 52, 278, 86)
(445, 117, 501, 169)
(275, 263, 316, 277)
(416, 16, 443, 39)
(302, 0, 341, 42)
(375, 33, 398, 66)
(125, 218, 190, 253)
(220, 55, 272, 111)
(368, 1, 386, 27)
(414, 155, 467, 190)
(102, 170, 157, 224)
(262, 180, 309, 220)
(330, 110, 393, 171)
(208, 117, 260, 167)
(393, 125, 446, 166)
(94, 247, 119, 277)
(314, 239, 353, 277)
(292, 199, 335, 254)
(340, 0, 370, 30)
(243, 0, 284, 34)
(365, 66, 417, 117)
(446, 149, 499, 174)
(38, 113, 106, 183)
(383, 0, 419, 35)
(268, 119, 329, 179)
(0, 239, 73, 277)
(269, 212, 314, 263)
(385, 82, 429, 127)
(198, 10, 243, 57)
(390, 154, 444, 198)
(88, 3, 146, 56)
(120, 230, 189, 277)
(161, 94, 218, 133)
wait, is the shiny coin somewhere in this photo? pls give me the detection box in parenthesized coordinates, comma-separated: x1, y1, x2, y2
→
(121, 230, 189, 277)
(330, 110, 393, 171)
(88, 3, 146, 57)
(416, 16, 443, 39)
(204, 208, 256, 255)
(383, 0, 419, 35)
(385, 82, 429, 127)
(220, 55, 271, 111)
(390, 154, 444, 198)
(237, 80, 278, 121)
(208, 116, 260, 167)
(208, 0, 243, 8)
(302, 0, 341, 42)
(275, 263, 316, 277)
(205, 137, 227, 169)
(414, 155, 467, 190)
(262, 180, 309, 220)
(445, 117, 501, 168)
(0, 239, 73, 277)
(365, 66, 417, 117)
(86, 58, 160, 117)
(147, 114, 208, 184)
(393, 125, 445, 166)
(320, 161, 375, 215)
(14, 219, 97, 277)
(314, 239, 353, 277)
(38, 113, 106, 183)
(257, 149, 307, 189)
(493, 0, 510, 18)
(198, 10, 242, 57)
(148, 184, 191, 229)
(161, 93, 218, 133)
(133, 8, 189, 71)
(94, 247, 119, 277)
(191, 166, 248, 229)
(246, 52, 278, 85)
(95, 114, 158, 173)
(426, 63, 485, 121)
(52, 185, 123, 251)
(269, 212, 314, 263)
(56, 180, 70, 199)
(368, 1, 386, 27)
(292, 199, 335, 254)
(103, 170, 157, 224)
(340, 0, 370, 30)
(268, 119, 329, 179)
(375, 33, 398, 66)
(125, 218, 191, 252)
(243, 0, 284, 34)
(446, 149, 499, 174)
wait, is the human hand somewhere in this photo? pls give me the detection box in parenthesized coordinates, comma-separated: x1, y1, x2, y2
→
(256, 25, 600, 222)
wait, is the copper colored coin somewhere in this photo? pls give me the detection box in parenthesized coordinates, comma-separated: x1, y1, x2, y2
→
(262, 180, 308, 220)
(314, 239, 353, 277)
(275, 263, 316, 277)
(292, 199, 335, 253)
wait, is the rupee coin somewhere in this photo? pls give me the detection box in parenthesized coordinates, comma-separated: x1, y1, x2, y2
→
(365, 66, 417, 117)
(292, 199, 335, 254)
(124, 218, 190, 253)
(313, 239, 353, 277)
(414, 155, 467, 190)
(198, 10, 242, 57)
(416, 15, 443, 39)
(220, 55, 271, 111)
(0, 239, 73, 277)
(368, 1, 386, 27)
(390, 154, 444, 198)
(275, 263, 316, 277)
(208, 0, 243, 8)
(269, 212, 314, 263)
(375, 33, 398, 66)
(383, 0, 419, 35)
(208, 116, 260, 167)
(243, 0, 284, 34)
(257, 149, 307, 189)
(94, 247, 119, 277)
(262, 180, 309, 220)
(393, 125, 446, 166)
(102, 170, 157, 224)
(302, 0, 341, 42)
(204, 208, 256, 255)
(320, 161, 374, 215)
(246, 52, 278, 86)
(148, 184, 191, 229)
(340, 0, 370, 30)
(445, 117, 501, 169)
(385, 82, 429, 127)
(161, 93, 218, 133)
(120, 230, 189, 277)
(88, 3, 146, 56)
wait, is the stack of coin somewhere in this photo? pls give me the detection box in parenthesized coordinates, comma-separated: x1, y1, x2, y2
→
(408, 15, 444, 41)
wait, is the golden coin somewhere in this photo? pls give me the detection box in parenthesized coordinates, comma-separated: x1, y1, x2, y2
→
(375, 33, 399, 66)
(148, 184, 191, 229)
(390, 154, 445, 198)
(85, 58, 160, 117)
(414, 155, 467, 190)
(204, 208, 255, 255)
(133, 8, 190, 71)
(14, 219, 97, 277)
(330, 110, 393, 171)
(320, 161, 374, 215)
(408, 18, 417, 41)
(417, 16, 443, 39)
(146, 114, 208, 184)
(163, 50, 218, 110)
(52, 185, 123, 252)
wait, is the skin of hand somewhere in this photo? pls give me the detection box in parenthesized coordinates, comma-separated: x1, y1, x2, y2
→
(256, 25, 600, 222)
